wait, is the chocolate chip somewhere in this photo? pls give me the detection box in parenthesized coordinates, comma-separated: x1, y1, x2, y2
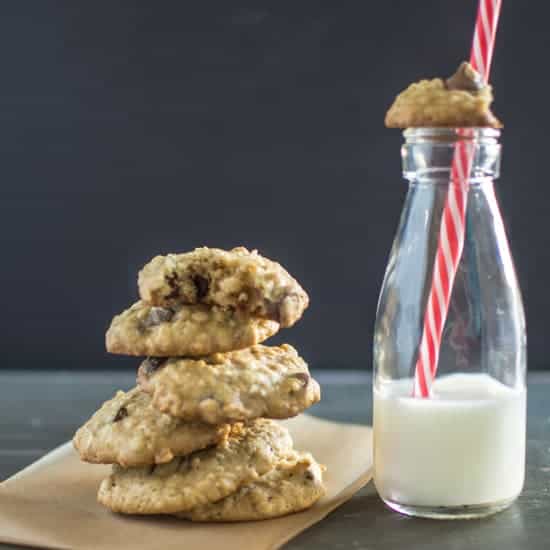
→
(263, 300, 280, 322)
(113, 406, 128, 422)
(165, 273, 180, 300)
(305, 471, 315, 481)
(167, 273, 179, 289)
(289, 372, 310, 387)
(142, 307, 174, 329)
(141, 357, 167, 375)
(192, 274, 209, 300)
(445, 61, 484, 93)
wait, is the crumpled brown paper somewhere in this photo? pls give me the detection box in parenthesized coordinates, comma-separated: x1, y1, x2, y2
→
(0, 415, 372, 550)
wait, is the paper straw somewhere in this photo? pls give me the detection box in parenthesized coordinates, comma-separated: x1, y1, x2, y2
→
(412, 0, 502, 398)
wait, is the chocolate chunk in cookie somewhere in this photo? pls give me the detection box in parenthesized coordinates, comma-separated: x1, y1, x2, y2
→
(445, 61, 484, 92)
(140, 307, 174, 329)
(192, 274, 210, 299)
(113, 406, 128, 422)
(141, 357, 167, 375)
(288, 372, 310, 388)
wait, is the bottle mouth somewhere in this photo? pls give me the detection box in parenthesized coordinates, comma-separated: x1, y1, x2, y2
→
(403, 128, 500, 144)
(401, 128, 501, 181)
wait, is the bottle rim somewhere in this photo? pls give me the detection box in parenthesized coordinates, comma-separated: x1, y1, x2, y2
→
(403, 128, 500, 143)
(401, 128, 501, 182)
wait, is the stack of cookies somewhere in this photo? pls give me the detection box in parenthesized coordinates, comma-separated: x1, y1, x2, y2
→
(73, 247, 325, 521)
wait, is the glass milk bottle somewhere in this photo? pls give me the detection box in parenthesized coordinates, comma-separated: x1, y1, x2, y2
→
(373, 128, 526, 519)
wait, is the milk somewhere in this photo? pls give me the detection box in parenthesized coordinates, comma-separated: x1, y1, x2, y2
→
(374, 373, 526, 508)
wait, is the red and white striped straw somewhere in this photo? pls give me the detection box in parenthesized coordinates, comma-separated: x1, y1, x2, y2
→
(412, 0, 502, 398)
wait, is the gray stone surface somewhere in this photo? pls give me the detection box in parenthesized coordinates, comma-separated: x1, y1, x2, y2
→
(0, 370, 548, 549)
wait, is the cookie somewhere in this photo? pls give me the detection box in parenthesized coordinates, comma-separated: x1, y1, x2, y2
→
(97, 419, 293, 514)
(73, 388, 230, 467)
(138, 246, 309, 328)
(179, 452, 326, 522)
(106, 300, 279, 357)
(385, 62, 502, 128)
(137, 344, 321, 424)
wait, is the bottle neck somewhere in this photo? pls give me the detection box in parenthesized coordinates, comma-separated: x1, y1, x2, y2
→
(402, 128, 501, 185)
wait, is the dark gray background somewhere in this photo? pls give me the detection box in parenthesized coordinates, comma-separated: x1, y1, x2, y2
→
(1, 1, 545, 371)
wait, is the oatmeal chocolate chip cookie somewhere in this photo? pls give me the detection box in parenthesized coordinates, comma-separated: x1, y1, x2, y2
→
(106, 301, 279, 357)
(179, 452, 326, 522)
(137, 344, 321, 424)
(97, 419, 293, 514)
(73, 388, 229, 467)
(385, 62, 502, 128)
(138, 246, 309, 328)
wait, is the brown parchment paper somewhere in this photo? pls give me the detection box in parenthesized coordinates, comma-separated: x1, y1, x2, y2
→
(0, 415, 372, 550)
